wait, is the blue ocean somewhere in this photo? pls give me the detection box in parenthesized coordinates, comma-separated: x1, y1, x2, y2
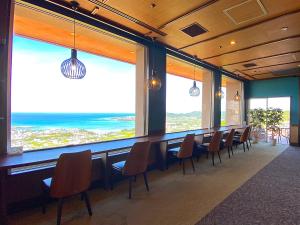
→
(11, 113, 135, 131)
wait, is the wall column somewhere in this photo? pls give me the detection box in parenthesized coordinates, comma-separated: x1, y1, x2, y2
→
(0, 0, 13, 155)
(226, 81, 242, 125)
(201, 70, 213, 128)
(147, 44, 166, 135)
(213, 71, 221, 127)
(135, 45, 148, 136)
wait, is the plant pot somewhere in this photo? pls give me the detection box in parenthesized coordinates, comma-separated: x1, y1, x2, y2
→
(253, 136, 258, 144)
(271, 139, 276, 146)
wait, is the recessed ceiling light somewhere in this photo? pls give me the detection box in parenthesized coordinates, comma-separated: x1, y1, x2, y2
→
(151, 3, 156, 8)
(230, 40, 236, 45)
(91, 6, 99, 15)
(281, 27, 288, 31)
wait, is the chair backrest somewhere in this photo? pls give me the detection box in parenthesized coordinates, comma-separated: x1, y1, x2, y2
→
(50, 150, 92, 198)
(240, 126, 251, 142)
(178, 134, 195, 159)
(123, 141, 151, 176)
(225, 129, 235, 147)
(208, 131, 222, 152)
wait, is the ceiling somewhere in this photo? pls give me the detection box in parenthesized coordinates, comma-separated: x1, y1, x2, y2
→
(55, 0, 300, 80)
(15, 0, 300, 80)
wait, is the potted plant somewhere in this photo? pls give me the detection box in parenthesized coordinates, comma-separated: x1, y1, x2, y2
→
(266, 108, 284, 146)
(248, 108, 266, 143)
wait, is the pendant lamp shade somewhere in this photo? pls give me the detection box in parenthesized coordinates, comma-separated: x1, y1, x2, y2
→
(61, 1, 86, 79)
(148, 38, 162, 91)
(148, 70, 162, 91)
(189, 80, 200, 96)
(234, 91, 241, 101)
(216, 87, 224, 98)
(189, 56, 200, 97)
(61, 49, 86, 79)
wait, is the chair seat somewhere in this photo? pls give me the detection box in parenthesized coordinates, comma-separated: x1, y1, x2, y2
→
(112, 161, 126, 172)
(196, 144, 208, 153)
(168, 147, 180, 155)
(43, 177, 52, 189)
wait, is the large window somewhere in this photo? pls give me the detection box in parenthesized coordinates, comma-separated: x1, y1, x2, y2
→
(11, 3, 146, 151)
(166, 56, 213, 132)
(249, 97, 290, 128)
(221, 75, 243, 126)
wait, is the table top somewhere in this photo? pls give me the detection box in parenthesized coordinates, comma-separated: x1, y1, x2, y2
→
(0, 125, 244, 170)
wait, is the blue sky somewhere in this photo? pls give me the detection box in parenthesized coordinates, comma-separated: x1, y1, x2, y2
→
(12, 36, 207, 113)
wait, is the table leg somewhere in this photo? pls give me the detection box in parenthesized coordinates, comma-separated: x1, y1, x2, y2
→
(103, 152, 110, 190)
(0, 169, 8, 225)
(158, 142, 168, 171)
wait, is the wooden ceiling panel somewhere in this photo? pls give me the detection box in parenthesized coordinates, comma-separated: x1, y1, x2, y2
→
(245, 61, 300, 77)
(224, 52, 300, 71)
(88, 0, 208, 28)
(183, 12, 300, 58)
(64, 0, 152, 34)
(206, 37, 300, 66)
(160, 0, 300, 48)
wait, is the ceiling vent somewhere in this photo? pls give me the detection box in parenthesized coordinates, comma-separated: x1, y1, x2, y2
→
(181, 23, 208, 37)
(272, 67, 300, 76)
(243, 63, 257, 68)
(223, 0, 267, 25)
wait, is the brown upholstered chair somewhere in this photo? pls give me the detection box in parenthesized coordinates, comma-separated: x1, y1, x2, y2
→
(222, 129, 235, 158)
(42, 150, 92, 225)
(197, 131, 222, 166)
(111, 141, 151, 199)
(167, 134, 195, 174)
(233, 126, 251, 152)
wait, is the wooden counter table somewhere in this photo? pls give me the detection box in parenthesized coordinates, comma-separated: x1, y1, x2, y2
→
(0, 125, 244, 224)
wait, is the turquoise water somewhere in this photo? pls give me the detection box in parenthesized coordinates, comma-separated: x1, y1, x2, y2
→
(11, 113, 135, 131)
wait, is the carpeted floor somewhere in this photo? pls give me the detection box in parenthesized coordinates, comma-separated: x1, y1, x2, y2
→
(196, 146, 300, 225)
(9, 142, 289, 225)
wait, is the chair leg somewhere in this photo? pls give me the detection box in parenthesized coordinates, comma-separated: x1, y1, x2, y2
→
(57, 198, 64, 225)
(246, 141, 249, 151)
(143, 172, 149, 192)
(231, 146, 233, 155)
(128, 177, 133, 199)
(249, 139, 252, 147)
(190, 157, 195, 172)
(227, 147, 230, 158)
(212, 152, 215, 166)
(217, 152, 222, 163)
(82, 192, 92, 216)
(182, 159, 185, 175)
(243, 142, 245, 152)
(41, 185, 47, 214)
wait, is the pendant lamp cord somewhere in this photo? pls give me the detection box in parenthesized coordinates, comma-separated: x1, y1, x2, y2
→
(73, 4, 76, 49)
(193, 56, 196, 81)
(152, 37, 155, 77)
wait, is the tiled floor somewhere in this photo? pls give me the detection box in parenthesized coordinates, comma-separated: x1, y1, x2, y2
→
(10, 142, 288, 225)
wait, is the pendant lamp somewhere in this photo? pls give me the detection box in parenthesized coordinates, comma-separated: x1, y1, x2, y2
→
(61, 1, 86, 79)
(216, 87, 224, 98)
(234, 90, 241, 101)
(148, 38, 162, 91)
(189, 56, 200, 97)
